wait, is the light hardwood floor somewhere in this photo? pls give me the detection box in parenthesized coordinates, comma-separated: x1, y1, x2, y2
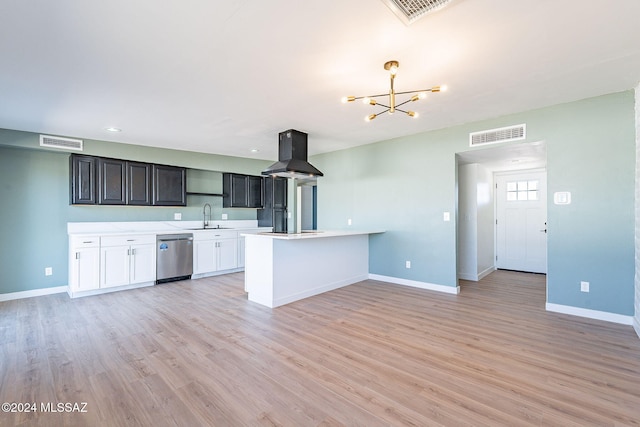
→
(1, 270, 639, 426)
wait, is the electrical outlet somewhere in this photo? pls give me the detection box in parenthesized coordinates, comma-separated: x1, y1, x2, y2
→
(580, 281, 590, 292)
(45, 267, 53, 276)
(406, 261, 411, 269)
(174, 213, 182, 220)
(443, 212, 450, 222)
(221, 214, 228, 220)
(347, 218, 352, 226)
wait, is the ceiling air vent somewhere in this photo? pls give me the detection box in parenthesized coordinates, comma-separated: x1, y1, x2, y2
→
(381, 0, 455, 25)
(39, 134, 83, 151)
(469, 124, 526, 147)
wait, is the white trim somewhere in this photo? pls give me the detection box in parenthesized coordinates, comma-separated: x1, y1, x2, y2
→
(0, 286, 67, 302)
(634, 318, 640, 339)
(369, 274, 460, 294)
(546, 303, 633, 325)
(272, 274, 369, 308)
(68, 281, 154, 298)
(458, 266, 495, 282)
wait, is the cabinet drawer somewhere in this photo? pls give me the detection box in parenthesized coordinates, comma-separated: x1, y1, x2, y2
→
(193, 230, 238, 241)
(101, 234, 156, 247)
(70, 236, 101, 248)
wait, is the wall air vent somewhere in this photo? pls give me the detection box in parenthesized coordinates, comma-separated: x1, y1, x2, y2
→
(469, 124, 526, 147)
(39, 134, 83, 151)
(381, 0, 455, 25)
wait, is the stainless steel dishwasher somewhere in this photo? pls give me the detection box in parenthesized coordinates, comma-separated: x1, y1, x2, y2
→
(156, 233, 193, 283)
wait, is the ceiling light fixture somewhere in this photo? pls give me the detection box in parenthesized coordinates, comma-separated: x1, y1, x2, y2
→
(342, 60, 446, 122)
(105, 127, 121, 132)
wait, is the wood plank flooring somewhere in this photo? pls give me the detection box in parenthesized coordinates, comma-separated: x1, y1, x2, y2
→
(1, 270, 639, 426)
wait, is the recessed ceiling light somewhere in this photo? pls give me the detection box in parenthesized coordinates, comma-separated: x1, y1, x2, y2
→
(250, 149, 259, 153)
(105, 127, 121, 132)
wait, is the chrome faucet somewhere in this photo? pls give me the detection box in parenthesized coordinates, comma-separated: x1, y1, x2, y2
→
(203, 203, 212, 228)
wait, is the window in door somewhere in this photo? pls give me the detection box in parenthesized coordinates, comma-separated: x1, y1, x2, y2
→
(506, 180, 539, 201)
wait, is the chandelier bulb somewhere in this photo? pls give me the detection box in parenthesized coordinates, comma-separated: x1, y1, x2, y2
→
(407, 111, 418, 118)
(365, 114, 377, 122)
(341, 96, 356, 103)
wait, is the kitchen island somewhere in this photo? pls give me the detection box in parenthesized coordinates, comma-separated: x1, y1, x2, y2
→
(243, 230, 383, 308)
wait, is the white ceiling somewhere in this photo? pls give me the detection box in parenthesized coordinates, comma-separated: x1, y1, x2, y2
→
(1, 0, 639, 163)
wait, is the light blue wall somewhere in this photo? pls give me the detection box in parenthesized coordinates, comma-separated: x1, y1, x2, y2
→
(0, 129, 271, 294)
(312, 91, 635, 316)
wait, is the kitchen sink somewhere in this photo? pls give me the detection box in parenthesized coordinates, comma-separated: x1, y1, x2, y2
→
(187, 227, 232, 230)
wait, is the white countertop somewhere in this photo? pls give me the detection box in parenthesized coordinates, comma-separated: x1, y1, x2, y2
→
(242, 230, 384, 240)
(68, 220, 270, 236)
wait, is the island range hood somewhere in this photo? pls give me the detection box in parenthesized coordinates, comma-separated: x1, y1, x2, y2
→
(262, 129, 323, 179)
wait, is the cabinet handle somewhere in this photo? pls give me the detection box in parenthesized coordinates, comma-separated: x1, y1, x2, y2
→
(83, 241, 93, 244)
(132, 248, 136, 255)
(127, 249, 131, 256)
(75, 252, 80, 260)
(127, 239, 135, 242)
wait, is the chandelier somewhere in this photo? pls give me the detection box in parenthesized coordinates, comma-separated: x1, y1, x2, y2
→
(341, 60, 446, 121)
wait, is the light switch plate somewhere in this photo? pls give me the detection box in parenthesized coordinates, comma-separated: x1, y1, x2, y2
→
(221, 214, 228, 220)
(554, 192, 571, 205)
(443, 212, 450, 222)
(174, 213, 182, 220)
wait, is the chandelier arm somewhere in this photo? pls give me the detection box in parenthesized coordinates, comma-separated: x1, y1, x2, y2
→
(358, 93, 390, 99)
(375, 102, 391, 109)
(394, 99, 414, 109)
(393, 89, 434, 96)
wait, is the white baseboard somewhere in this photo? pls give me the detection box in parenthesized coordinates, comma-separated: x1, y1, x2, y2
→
(546, 303, 634, 325)
(68, 281, 155, 298)
(478, 267, 495, 280)
(0, 286, 68, 302)
(369, 274, 460, 295)
(272, 274, 369, 308)
(457, 267, 495, 282)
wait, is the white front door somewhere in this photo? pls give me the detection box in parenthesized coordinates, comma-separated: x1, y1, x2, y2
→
(496, 170, 547, 273)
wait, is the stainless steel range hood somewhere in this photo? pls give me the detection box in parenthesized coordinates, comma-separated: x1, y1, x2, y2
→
(261, 129, 323, 179)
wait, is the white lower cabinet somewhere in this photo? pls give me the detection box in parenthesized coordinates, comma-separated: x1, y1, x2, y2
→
(100, 235, 156, 288)
(193, 230, 238, 275)
(68, 226, 269, 297)
(69, 236, 101, 293)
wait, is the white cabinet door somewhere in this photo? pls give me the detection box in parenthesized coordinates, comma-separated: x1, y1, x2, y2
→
(130, 244, 156, 284)
(71, 247, 100, 291)
(194, 240, 216, 274)
(217, 238, 238, 271)
(101, 246, 130, 288)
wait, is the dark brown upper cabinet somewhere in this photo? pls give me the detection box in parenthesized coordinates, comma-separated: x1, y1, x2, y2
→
(152, 164, 187, 206)
(127, 161, 152, 205)
(70, 154, 185, 206)
(98, 158, 127, 205)
(223, 173, 263, 208)
(70, 154, 98, 205)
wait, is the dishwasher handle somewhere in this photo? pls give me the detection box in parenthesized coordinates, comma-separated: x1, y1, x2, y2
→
(157, 234, 194, 242)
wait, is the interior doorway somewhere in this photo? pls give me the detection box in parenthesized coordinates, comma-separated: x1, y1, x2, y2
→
(456, 140, 547, 284)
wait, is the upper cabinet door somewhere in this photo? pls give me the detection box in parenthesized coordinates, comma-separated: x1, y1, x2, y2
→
(127, 162, 152, 205)
(247, 175, 263, 208)
(70, 154, 97, 205)
(273, 177, 287, 209)
(230, 174, 248, 207)
(98, 158, 126, 205)
(152, 164, 186, 206)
